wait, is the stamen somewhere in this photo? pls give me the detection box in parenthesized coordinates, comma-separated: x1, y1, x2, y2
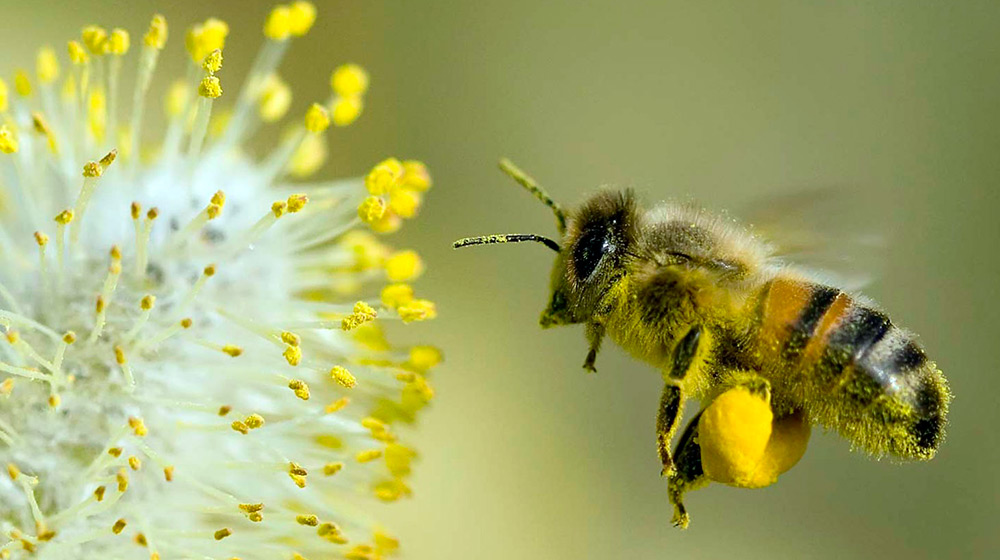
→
(70, 150, 117, 245)
(129, 15, 167, 170)
(88, 247, 123, 343)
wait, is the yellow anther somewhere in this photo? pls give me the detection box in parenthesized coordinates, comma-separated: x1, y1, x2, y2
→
(296, 514, 319, 526)
(271, 200, 288, 218)
(180, 318, 193, 329)
(144, 14, 168, 49)
(244, 413, 265, 429)
(108, 29, 130, 55)
(0, 78, 7, 112)
(14, 70, 32, 97)
(82, 25, 108, 54)
(286, 193, 308, 213)
(186, 18, 229, 62)
(264, 5, 293, 40)
(213, 528, 232, 541)
(63, 331, 77, 344)
(258, 74, 292, 122)
(320, 462, 343, 477)
(288, 461, 308, 476)
(218, 405, 232, 416)
(289, 1, 317, 36)
(110, 245, 122, 261)
(131, 202, 142, 220)
(139, 295, 156, 311)
(398, 299, 437, 323)
(408, 345, 443, 371)
(0, 378, 13, 396)
(288, 380, 310, 400)
(331, 64, 369, 97)
(304, 103, 330, 133)
(55, 209, 75, 225)
(95, 296, 106, 314)
(361, 417, 386, 431)
(116, 469, 129, 492)
(238, 503, 264, 515)
(83, 161, 102, 178)
(93, 485, 106, 501)
(134, 533, 148, 547)
(375, 531, 401, 553)
(380, 284, 414, 310)
(199, 76, 222, 98)
(100, 149, 117, 169)
(331, 96, 363, 127)
(0, 125, 17, 154)
(365, 158, 404, 196)
(37, 529, 57, 542)
(288, 132, 327, 178)
(341, 301, 377, 331)
(203, 49, 223, 73)
(48, 394, 61, 408)
(128, 417, 148, 437)
(36, 47, 60, 84)
(384, 250, 424, 282)
(221, 345, 243, 358)
(317, 522, 347, 544)
(325, 397, 350, 414)
(283, 345, 302, 366)
(355, 449, 382, 463)
(113, 345, 126, 365)
(231, 420, 249, 434)
(280, 331, 301, 346)
(128, 456, 141, 471)
(163, 466, 174, 481)
(373, 479, 410, 502)
(164, 80, 189, 117)
(34, 231, 49, 247)
(357, 196, 386, 225)
(401, 160, 433, 191)
(147, 207, 160, 220)
(5, 330, 19, 344)
(385, 443, 416, 477)
(206, 204, 222, 219)
(329, 366, 356, 388)
(67, 40, 88, 64)
(388, 186, 422, 219)
(108, 447, 123, 457)
(6, 463, 20, 480)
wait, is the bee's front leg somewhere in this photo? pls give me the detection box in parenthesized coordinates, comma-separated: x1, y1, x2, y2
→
(656, 325, 703, 474)
(582, 322, 605, 372)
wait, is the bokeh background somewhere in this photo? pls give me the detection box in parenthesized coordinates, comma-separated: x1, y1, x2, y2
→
(4, 1, 999, 558)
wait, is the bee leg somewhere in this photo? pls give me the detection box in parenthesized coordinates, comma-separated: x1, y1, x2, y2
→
(657, 326, 703, 475)
(668, 411, 708, 529)
(582, 322, 605, 372)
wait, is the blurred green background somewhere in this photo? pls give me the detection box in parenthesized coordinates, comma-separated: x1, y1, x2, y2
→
(4, 1, 998, 558)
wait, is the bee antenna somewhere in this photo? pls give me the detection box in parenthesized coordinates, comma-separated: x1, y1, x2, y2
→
(453, 234, 561, 253)
(498, 158, 568, 235)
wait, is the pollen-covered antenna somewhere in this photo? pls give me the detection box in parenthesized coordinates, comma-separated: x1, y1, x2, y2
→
(498, 158, 568, 235)
(453, 234, 560, 253)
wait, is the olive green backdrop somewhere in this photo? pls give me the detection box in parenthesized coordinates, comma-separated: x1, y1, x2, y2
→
(4, 1, 998, 558)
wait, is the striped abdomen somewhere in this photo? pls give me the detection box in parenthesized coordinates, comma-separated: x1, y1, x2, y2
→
(753, 277, 949, 459)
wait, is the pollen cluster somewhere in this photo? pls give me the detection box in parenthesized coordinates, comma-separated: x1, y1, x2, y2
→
(0, 5, 437, 559)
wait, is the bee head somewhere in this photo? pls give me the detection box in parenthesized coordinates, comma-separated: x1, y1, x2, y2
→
(453, 160, 637, 328)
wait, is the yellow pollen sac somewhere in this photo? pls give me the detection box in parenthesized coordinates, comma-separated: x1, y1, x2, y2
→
(0, 378, 13, 396)
(0, 125, 18, 154)
(48, 394, 61, 408)
(288, 380, 310, 400)
(331, 64, 369, 97)
(199, 76, 222, 99)
(163, 466, 174, 481)
(131, 202, 142, 220)
(238, 502, 264, 515)
(388, 186, 422, 219)
(322, 462, 344, 476)
(286, 194, 309, 213)
(82, 161, 102, 178)
(128, 456, 141, 471)
(324, 397, 350, 413)
(280, 331, 301, 346)
(271, 200, 288, 218)
(4, 330, 19, 345)
(128, 416, 148, 437)
(34, 231, 49, 247)
(264, 5, 293, 41)
(203, 49, 223, 74)
(100, 149, 117, 168)
(114, 345, 126, 365)
(385, 444, 416, 477)
(144, 14, 168, 49)
(364, 158, 404, 196)
(67, 40, 88, 64)
(357, 196, 386, 225)
(401, 160, 432, 191)
(231, 420, 249, 434)
(304, 103, 330, 133)
(110, 245, 122, 261)
(36, 47, 60, 84)
(407, 345, 443, 372)
(329, 366, 356, 388)
(0, 78, 8, 112)
(134, 533, 148, 547)
(63, 331, 77, 344)
(112, 518, 127, 535)
(108, 447, 123, 457)
(398, 299, 437, 323)
(108, 29, 130, 55)
(244, 413, 265, 429)
(213, 528, 232, 541)
(6, 463, 20, 480)
(14, 70, 32, 97)
(296, 514, 319, 526)
(203, 264, 217, 276)
(54, 209, 74, 224)
(380, 284, 414, 310)
(698, 387, 811, 489)
(140, 295, 156, 310)
(147, 207, 160, 221)
(164, 80, 189, 117)
(186, 18, 229, 62)
(288, 1, 317, 36)
(221, 345, 243, 358)
(331, 95, 364, 127)
(116, 469, 128, 492)
(341, 301, 377, 331)
(258, 74, 292, 122)
(374, 531, 400, 553)
(355, 449, 382, 463)
(81, 25, 108, 54)
(283, 345, 302, 366)
(384, 250, 424, 282)
(218, 405, 232, 416)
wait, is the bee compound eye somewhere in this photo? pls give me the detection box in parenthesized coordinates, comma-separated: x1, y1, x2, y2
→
(573, 228, 612, 281)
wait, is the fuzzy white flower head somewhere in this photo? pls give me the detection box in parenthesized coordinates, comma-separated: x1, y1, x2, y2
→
(0, 5, 439, 559)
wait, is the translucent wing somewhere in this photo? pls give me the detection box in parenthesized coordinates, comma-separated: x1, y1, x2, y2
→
(738, 186, 899, 292)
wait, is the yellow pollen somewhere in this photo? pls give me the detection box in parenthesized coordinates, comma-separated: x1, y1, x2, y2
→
(258, 74, 292, 122)
(134, 533, 148, 547)
(296, 514, 319, 526)
(271, 200, 288, 218)
(244, 413, 265, 429)
(289, 462, 308, 476)
(108, 28, 130, 55)
(81, 25, 108, 54)
(199, 76, 222, 98)
(286, 194, 308, 213)
(36, 47, 60, 84)
(283, 345, 302, 366)
(62, 331, 77, 344)
(7, 463, 20, 480)
(401, 160, 433, 191)
(110, 245, 122, 261)
(131, 202, 142, 220)
(186, 18, 229, 62)
(388, 186, 422, 218)
(355, 449, 382, 463)
(163, 466, 174, 481)
(365, 158, 404, 196)
(0, 378, 13, 396)
(180, 318, 193, 329)
(218, 405, 232, 416)
(67, 40, 88, 64)
(144, 14, 168, 49)
(231, 421, 248, 434)
(128, 416, 148, 437)
(82, 161, 102, 178)
(204, 264, 217, 276)
(214, 528, 232, 541)
(322, 462, 344, 476)
(114, 345, 126, 365)
(384, 250, 424, 282)
(116, 469, 128, 492)
(288, 379, 310, 400)
(112, 518, 127, 534)
(34, 231, 49, 247)
(357, 196, 386, 224)
(95, 296, 105, 314)
(289, 2, 318, 36)
(331, 64, 369, 97)
(408, 345, 444, 371)
(222, 345, 243, 357)
(331, 95, 363, 127)
(108, 447, 123, 457)
(4, 330, 19, 344)
(280, 331, 300, 346)
(304, 103, 330, 133)
(48, 394, 60, 408)
(398, 299, 437, 323)
(14, 70, 32, 97)
(100, 149, 117, 168)
(325, 397, 350, 413)
(203, 49, 223, 73)
(0, 125, 18, 154)
(341, 301, 377, 331)
(128, 456, 141, 471)
(380, 283, 414, 309)
(147, 207, 159, 220)
(264, 5, 293, 40)
(93, 486, 106, 501)
(54, 209, 74, 224)
(140, 295, 155, 310)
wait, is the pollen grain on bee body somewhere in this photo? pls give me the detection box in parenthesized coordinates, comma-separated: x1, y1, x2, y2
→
(0, 4, 440, 559)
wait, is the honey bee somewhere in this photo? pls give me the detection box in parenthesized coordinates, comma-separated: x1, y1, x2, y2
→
(454, 159, 951, 527)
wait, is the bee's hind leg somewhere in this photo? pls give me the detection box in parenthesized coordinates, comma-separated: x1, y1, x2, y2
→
(668, 411, 708, 529)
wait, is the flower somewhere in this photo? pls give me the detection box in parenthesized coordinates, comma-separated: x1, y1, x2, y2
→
(0, 4, 438, 559)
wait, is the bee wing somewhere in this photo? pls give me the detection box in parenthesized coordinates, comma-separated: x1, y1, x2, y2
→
(739, 186, 898, 292)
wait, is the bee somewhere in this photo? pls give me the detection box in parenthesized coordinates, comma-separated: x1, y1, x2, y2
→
(454, 159, 951, 527)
